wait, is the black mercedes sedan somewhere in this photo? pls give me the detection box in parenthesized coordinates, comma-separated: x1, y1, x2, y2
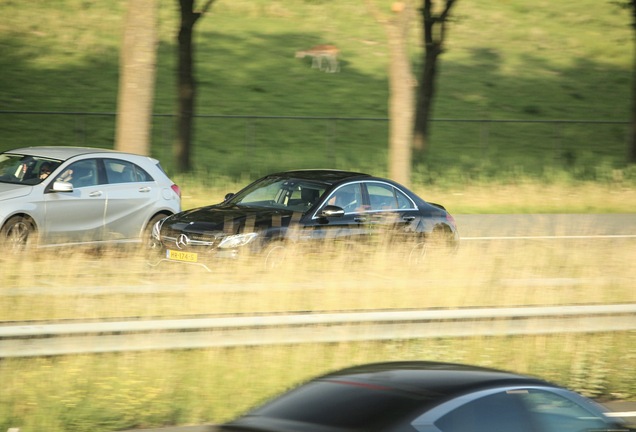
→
(151, 170, 459, 270)
(215, 361, 634, 432)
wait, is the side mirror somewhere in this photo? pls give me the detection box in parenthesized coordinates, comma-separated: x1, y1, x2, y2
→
(224, 192, 235, 201)
(319, 205, 345, 218)
(52, 180, 73, 193)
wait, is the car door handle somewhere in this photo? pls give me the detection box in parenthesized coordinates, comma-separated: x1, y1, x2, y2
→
(138, 187, 152, 193)
(89, 191, 103, 197)
(354, 217, 367, 222)
(402, 216, 416, 222)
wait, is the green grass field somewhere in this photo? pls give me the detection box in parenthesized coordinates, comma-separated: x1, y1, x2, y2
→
(0, 0, 635, 182)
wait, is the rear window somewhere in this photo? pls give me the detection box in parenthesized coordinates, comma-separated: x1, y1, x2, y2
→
(244, 379, 425, 430)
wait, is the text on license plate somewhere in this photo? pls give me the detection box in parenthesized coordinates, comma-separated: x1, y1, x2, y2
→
(167, 249, 198, 263)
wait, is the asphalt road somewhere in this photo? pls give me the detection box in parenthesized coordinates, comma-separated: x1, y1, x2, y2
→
(455, 213, 636, 238)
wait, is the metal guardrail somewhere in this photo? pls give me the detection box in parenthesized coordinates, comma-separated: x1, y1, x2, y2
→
(1, 304, 635, 358)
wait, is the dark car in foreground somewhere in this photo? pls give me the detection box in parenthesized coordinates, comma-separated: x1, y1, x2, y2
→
(0, 146, 181, 250)
(216, 361, 634, 432)
(151, 169, 459, 269)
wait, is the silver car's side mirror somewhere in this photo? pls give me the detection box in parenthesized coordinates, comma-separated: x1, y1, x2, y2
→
(319, 205, 345, 218)
(52, 181, 73, 193)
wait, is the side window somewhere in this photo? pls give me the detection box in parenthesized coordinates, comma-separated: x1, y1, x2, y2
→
(104, 159, 153, 184)
(435, 391, 534, 432)
(56, 159, 99, 188)
(519, 389, 611, 432)
(395, 187, 415, 209)
(326, 183, 363, 213)
(131, 164, 153, 182)
(367, 183, 397, 211)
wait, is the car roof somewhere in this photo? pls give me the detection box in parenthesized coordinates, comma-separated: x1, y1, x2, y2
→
(267, 169, 371, 184)
(5, 146, 134, 161)
(317, 361, 553, 397)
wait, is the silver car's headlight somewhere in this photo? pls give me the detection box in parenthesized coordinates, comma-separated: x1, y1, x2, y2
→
(218, 232, 258, 249)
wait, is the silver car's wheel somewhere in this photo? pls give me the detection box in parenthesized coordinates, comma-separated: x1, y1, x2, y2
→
(144, 214, 167, 249)
(1, 216, 36, 251)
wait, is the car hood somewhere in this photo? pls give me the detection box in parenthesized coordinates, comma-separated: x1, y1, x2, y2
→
(163, 204, 299, 233)
(0, 183, 33, 201)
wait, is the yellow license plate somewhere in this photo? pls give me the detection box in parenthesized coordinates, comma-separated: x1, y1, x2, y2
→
(167, 249, 198, 263)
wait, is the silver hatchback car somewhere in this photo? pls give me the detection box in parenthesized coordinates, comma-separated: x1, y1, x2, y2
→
(0, 146, 181, 250)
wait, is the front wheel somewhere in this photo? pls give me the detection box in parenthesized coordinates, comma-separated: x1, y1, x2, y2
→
(0, 216, 37, 251)
(262, 242, 287, 270)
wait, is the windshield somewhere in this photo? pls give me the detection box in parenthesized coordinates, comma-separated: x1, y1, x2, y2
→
(0, 153, 63, 185)
(227, 177, 327, 212)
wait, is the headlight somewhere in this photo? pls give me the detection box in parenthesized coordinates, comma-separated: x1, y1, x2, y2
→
(218, 232, 258, 249)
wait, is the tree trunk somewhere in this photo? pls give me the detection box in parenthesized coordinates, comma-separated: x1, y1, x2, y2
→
(413, 0, 456, 159)
(630, 0, 636, 163)
(115, 0, 158, 155)
(386, 10, 416, 187)
(174, 0, 198, 173)
(365, 0, 416, 187)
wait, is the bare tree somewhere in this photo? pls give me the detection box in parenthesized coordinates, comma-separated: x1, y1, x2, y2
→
(174, 0, 217, 172)
(115, 0, 158, 155)
(413, 0, 457, 156)
(365, 1, 417, 186)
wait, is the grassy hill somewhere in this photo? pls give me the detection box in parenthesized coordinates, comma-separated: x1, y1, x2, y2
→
(0, 0, 634, 183)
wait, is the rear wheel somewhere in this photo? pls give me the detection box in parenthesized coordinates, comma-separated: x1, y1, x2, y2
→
(142, 214, 168, 259)
(407, 241, 428, 266)
(1, 216, 37, 251)
(408, 227, 455, 266)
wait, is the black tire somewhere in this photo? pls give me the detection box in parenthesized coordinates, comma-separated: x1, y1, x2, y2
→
(407, 241, 428, 267)
(143, 214, 167, 251)
(262, 242, 287, 270)
(1, 216, 37, 251)
(408, 227, 454, 266)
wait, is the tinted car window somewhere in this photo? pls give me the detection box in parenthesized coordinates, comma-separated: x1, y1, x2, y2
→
(436, 391, 534, 432)
(249, 380, 424, 429)
(367, 183, 395, 210)
(57, 159, 99, 188)
(519, 389, 610, 432)
(104, 158, 152, 184)
(325, 183, 363, 213)
(366, 183, 415, 210)
(396, 187, 415, 209)
(131, 164, 153, 182)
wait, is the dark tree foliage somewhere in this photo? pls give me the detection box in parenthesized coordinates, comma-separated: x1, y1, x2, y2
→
(413, 0, 456, 157)
(174, 0, 217, 173)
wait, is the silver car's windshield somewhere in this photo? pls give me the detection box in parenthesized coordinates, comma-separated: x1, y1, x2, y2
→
(227, 177, 327, 212)
(0, 153, 62, 186)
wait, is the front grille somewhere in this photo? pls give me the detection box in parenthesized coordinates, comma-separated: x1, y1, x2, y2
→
(160, 231, 221, 252)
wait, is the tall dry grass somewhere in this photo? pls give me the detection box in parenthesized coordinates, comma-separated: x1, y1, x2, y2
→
(1, 232, 634, 321)
(0, 191, 634, 432)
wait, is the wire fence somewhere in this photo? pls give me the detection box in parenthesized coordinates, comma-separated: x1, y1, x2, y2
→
(0, 110, 630, 177)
